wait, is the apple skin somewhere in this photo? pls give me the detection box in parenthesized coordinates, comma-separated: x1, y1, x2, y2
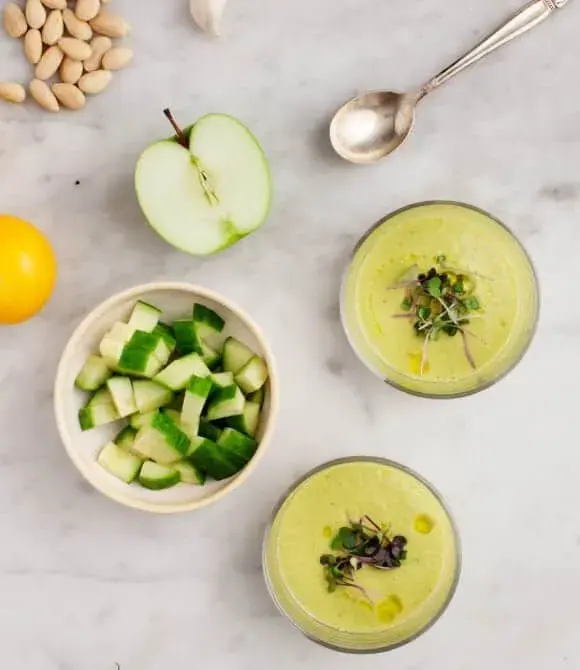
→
(135, 114, 272, 257)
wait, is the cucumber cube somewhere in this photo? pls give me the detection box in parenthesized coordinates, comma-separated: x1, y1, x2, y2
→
(218, 427, 257, 463)
(174, 460, 206, 485)
(153, 322, 176, 352)
(127, 301, 161, 333)
(222, 337, 255, 374)
(138, 461, 181, 490)
(106, 377, 137, 418)
(248, 387, 265, 406)
(181, 376, 213, 433)
(153, 353, 211, 391)
(235, 355, 268, 394)
(129, 410, 159, 430)
(75, 355, 112, 391)
(173, 320, 203, 355)
(193, 304, 225, 350)
(118, 331, 170, 376)
(114, 425, 138, 451)
(99, 323, 135, 367)
(88, 387, 114, 407)
(223, 401, 260, 437)
(133, 380, 174, 414)
(79, 402, 120, 431)
(206, 384, 245, 421)
(210, 372, 234, 388)
(188, 439, 241, 480)
(198, 418, 222, 442)
(98, 442, 142, 483)
(132, 419, 189, 466)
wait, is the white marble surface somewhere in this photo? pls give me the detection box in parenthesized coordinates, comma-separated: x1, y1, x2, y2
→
(1, 0, 579, 667)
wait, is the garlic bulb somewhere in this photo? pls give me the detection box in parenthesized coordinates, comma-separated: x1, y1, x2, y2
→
(189, 0, 228, 37)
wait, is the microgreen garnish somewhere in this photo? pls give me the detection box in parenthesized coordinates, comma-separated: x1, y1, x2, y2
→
(320, 516, 408, 602)
(391, 255, 484, 374)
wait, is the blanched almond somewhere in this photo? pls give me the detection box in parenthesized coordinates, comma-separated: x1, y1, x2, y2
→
(25, 0, 46, 29)
(83, 35, 111, 71)
(4, 3, 28, 38)
(102, 46, 132, 71)
(62, 8, 92, 41)
(35, 44, 63, 79)
(78, 69, 111, 94)
(59, 56, 83, 84)
(24, 28, 43, 64)
(52, 82, 85, 109)
(58, 37, 92, 60)
(89, 11, 129, 38)
(42, 8, 63, 45)
(0, 82, 26, 103)
(76, 0, 100, 22)
(40, 0, 66, 9)
(29, 78, 59, 111)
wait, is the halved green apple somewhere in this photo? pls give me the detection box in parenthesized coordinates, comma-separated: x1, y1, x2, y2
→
(135, 112, 272, 256)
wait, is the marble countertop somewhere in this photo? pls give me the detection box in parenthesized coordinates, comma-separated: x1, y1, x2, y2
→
(1, 0, 579, 667)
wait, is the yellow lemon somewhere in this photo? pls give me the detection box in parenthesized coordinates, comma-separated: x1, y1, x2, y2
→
(0, 214, 57, 325)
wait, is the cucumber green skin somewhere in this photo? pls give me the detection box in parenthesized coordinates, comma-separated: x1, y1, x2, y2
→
(114, 425, 138, 449)
(188, 440, 241, 480)
(139, 465, 181, 490)
(218, 428, 257, 462)
(151, 412, 190, 456)
(198, 418, 222, 441)
(173, 320, 203, 356)
(193, 304, 225, 332)
(135, 115, 273, 258)
(153, 323, 176, 351)
(206, 384, 245, 421)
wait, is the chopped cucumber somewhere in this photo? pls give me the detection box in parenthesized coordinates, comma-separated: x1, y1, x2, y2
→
(139, 461, 181, 490)
(128, 301, 162, 333)
(98, 442, 142, 483)
(153, 353, 210, 391)
(114, 425, 138, 450)
(248, 387, 265, 406)
(223, 401, 260, 437)
(79, 402, 120, 431)
(162, 408, 181, 425)
(132, 414, 190, 464)
(174, 460, 206, 485)
(173, 320, 203, 355)
(133, 380, 174, 414)
(153, 323, 176, 352)
(106, 377, 137, 418)
(75, 355, 112, 392)
(88, 386, 114, 407)
(99, 322, 135, 368)
(222, 337, 255, 374)
(210, 371, 234, 388)
(189, 438, 241, 480)
(218, 427, 257, 463)
(198, 418, 222, 441)
(129, 409, 159, 430)
(181, 376, 213, 433)
(206, 384, 245, 421)
(235, 355, 268, 394)
(118, 331, 169, 377)
(193, 303, 225, 350)
(200, 339, 221, 370)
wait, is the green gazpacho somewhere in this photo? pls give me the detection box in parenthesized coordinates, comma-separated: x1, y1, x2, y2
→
(263, 459, 459, 652)
(342, 202, 539, 396)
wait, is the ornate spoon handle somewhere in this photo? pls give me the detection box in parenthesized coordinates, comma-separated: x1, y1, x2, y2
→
(419, 0, 568, 98)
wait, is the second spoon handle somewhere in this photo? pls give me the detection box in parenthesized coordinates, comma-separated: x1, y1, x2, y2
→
(419, 0, 568, 98)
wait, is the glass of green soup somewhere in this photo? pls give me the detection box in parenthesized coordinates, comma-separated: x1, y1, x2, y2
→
(341, 201, 539, 398)
(263, 457, 460, 653)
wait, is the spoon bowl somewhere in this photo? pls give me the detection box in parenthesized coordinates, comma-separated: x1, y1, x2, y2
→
(329, 0, 567, 164)
(330, 91, 416, 164)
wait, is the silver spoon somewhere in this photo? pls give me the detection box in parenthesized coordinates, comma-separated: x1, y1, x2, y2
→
(330, 0, 569, 164)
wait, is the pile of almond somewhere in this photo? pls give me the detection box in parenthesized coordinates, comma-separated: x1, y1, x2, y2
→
(1, 0, 132, 112)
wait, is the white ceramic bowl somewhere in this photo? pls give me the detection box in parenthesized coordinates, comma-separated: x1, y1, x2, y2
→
(54, 282, 278, 514)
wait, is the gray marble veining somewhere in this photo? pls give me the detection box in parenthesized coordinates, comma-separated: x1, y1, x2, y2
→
(1, 0, 579, 668)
